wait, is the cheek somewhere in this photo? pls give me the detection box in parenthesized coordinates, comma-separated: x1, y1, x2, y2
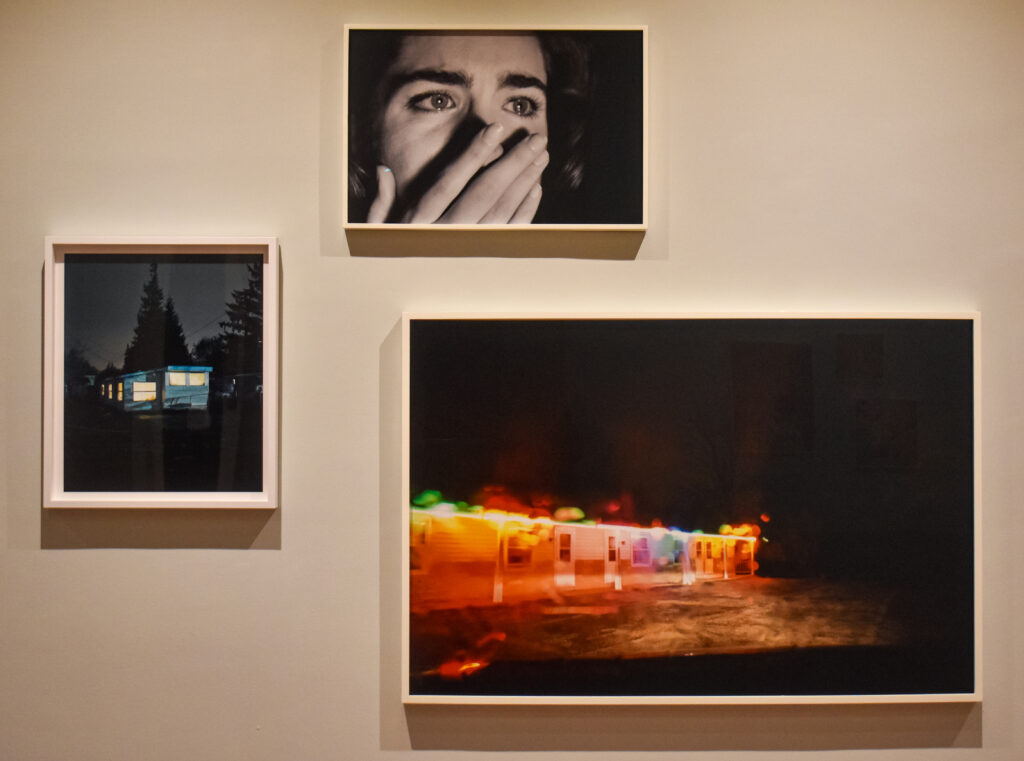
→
(379, 111, 460, 193)
(493, 112, 548, 139)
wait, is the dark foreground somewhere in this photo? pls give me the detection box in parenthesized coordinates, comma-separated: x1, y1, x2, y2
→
(63, 395, 262, 492)
(410, 576, 974, 697)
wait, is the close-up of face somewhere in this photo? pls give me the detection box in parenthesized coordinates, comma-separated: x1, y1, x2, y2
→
(378, 33, 550, 197)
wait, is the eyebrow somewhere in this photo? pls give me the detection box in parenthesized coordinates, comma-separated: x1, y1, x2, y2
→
(387, 68, 547, 95)
(391, 68, 470, 90)
(499, 73, 546, 92)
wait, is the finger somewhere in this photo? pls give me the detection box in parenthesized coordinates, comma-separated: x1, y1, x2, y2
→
(441, 133, 549, 224)
(366, 166, 395, 224)
(482, 144, 503, 167)
(478, 150, 548, 224)
(405, 122, 507, 223)
(509, 184, 542, 224)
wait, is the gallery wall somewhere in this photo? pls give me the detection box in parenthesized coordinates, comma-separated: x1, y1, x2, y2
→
(1, 0, 1022, 759)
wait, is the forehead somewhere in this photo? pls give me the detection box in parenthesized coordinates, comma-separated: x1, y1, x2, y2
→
(392, 33, 546, 81)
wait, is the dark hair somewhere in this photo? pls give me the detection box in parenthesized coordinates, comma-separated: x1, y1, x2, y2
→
(346, 30, 592, 223)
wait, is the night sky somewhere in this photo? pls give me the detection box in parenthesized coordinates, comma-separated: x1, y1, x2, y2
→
(409, 318, 976, 583)
(63, 254, 256, 371)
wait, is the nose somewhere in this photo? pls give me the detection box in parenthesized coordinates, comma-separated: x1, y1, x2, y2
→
(460, 111, 487, 137)
(467, 95, 504, 127)
(461, 104, 529, 151)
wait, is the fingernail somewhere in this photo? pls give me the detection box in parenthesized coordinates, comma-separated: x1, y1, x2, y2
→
(529, 184, 542, 199)
(528, 134, 547, 151)
(533, 150, 549, 167)
(483, 123, 505, 146)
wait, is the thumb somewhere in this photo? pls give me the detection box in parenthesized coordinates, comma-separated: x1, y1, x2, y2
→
(366, 166, 395, 224)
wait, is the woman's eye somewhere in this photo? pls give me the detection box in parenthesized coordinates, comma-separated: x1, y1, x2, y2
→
(409, 91, 456, 112)
(504, 96, 541, 117)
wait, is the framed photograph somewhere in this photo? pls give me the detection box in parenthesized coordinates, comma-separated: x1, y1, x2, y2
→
(402, 313, 980, 704)
(43, 236, 279, 508)
(344, 26, 647, 230)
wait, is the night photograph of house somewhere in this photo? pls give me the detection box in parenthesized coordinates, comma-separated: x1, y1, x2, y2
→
(61, 253, 264, 493)
(406, 317, 976, 699)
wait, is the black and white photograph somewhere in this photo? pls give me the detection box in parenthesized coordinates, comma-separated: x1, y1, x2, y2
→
(43, 237, 279, 508)
(345, 27, 645, 227)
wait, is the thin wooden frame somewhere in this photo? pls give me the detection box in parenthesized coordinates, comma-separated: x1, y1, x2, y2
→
(344, 25, 648, 231)
(401, 312, 981, 704)
(43, 236, 279, 508)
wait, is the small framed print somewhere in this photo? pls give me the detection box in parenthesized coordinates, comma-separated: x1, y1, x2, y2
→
(43, 236, 279, 508)
(344, 26, 647, 230)
(402, 313, 980, 704)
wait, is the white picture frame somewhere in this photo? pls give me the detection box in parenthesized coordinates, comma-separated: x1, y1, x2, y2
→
(344, 25, 648, 231)
(401, 312, 981, 704)
(43, 236, 280, 509)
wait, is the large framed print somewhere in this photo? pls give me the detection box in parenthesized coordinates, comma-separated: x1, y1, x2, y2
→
(43, 237, 279, 509)
(344, 26, 647, 230)
(402, 313, 980, 704)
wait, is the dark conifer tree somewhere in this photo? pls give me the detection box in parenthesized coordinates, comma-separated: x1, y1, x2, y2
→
(64, 347, 99, 396)
(192, 335, 226, 371)
(64, 347, 98, 385)
(162, 297, 192, 366)
(220, 262, 263, 375)
(96, 362, 121, 385)
(123, 263, 192, 372)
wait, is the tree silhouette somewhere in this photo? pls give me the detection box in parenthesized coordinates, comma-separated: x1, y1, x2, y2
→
(162, 298, 192, 366)
(220, 262, 262, 375)
(64, 347, 98, 394)
(192, 334, 226, 371)
(123, 263, 191, 372)
(95, 361, 121, 386)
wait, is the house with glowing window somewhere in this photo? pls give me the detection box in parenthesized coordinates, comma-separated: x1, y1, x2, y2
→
(98, 365, 212, 412)
(409, 503, 759, 610)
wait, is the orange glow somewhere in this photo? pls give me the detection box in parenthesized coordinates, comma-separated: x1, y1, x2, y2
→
(437, 658, 486, 679)
(760, 513, 771, 523)
(434, 631, 507, 679)
(477, 485, 532, 514)
(411, 493, 759, 611)
(414, 498, 759, 549)
(529, 493, 555, 514)
(719, 523, 761, 538)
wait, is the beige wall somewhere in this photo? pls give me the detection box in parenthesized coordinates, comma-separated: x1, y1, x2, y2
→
(2, 0, 1022, 758)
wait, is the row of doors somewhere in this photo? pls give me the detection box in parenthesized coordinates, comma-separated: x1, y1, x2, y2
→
(551, 528, 729, 589)
(551, 527, 631, 590)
